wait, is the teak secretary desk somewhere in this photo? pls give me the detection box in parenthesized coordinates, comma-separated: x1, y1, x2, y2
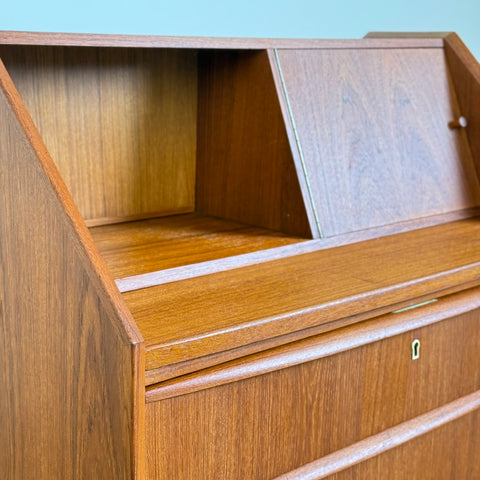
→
(1, 30, 480, 479)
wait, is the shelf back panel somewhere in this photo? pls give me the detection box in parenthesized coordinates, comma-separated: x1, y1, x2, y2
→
(196, 50, 312, 238)
(276, 47, 480, 237)
(0, 46, 198, 225)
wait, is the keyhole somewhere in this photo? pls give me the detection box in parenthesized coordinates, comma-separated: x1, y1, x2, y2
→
(412, 339, 421, 360)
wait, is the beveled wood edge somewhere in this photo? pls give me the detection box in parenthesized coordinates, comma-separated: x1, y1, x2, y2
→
(143, 262, 480, 371)
(271, 390, 480, 480)
(0, 31, 444, 49)
(145, 286, 480, 401)
(0, 57, 142, 346)
(116, 209, 480, 292)
(365, 31, 453, 39)
(145, 278, 480, 385)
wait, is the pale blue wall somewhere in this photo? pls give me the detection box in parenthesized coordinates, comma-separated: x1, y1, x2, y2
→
(1, 0, 479, 59)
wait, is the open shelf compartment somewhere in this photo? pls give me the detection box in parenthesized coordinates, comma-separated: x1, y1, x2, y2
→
(0, 44, 313, 285)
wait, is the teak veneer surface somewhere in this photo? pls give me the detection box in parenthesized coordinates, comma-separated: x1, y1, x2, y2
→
(124, 217, 480, 371)
(196, 50, 312, 237)
(145, 287, 480, 399)
(276, 392, 480, 479)
(275, 47, 480, 236)
(0, 31, 445, 49)
(323, 408, 480, 480)
(1, 30, 479, 480)
(90, 213, 303, 279)
(145, 309, 480, 479)
(0, 45, 197, 225)
(0, 59, 144, 479)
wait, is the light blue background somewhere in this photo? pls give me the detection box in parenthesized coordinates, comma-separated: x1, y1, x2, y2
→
(1, 0, 479, 60)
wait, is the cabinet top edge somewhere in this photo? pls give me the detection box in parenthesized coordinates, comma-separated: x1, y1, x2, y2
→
(0, 31, 445, 49)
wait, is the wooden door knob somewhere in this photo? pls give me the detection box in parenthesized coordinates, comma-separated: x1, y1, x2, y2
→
(448, 116, 468, 129)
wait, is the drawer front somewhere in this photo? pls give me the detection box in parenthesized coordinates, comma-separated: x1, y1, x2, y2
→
(145, 299, 480, 479)
(326, 408, 480, 480)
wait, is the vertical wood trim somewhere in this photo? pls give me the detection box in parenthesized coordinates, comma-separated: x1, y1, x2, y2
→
(0, 58, 144, 478)
(133, 344, 146, 479)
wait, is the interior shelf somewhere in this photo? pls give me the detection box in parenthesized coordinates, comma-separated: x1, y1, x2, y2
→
(90, 213, 303, 279)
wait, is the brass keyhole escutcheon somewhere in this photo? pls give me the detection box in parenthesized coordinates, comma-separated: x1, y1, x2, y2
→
(412, 339, 421, 360)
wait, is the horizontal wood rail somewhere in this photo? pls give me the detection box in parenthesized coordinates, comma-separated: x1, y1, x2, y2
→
(146, 287, 480, 400)
(0, 31, 444, 49)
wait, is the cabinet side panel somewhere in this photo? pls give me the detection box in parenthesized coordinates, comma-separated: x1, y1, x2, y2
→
(0, 62, 142, 479)
(444, 34, 480, 183)
(196, 50, 311, 238)
(0, 46, 197, 225)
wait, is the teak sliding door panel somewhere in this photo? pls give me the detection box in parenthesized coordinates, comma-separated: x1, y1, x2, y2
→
(0, 46, 198, 225)
(196, 50, 312, 238)
(0, 61, 144, 479)
(275, 48, 480, 237)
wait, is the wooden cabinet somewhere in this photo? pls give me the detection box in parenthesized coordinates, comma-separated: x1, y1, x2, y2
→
(0, 31, 479, 479)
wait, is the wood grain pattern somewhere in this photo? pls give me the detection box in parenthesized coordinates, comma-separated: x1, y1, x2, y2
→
(276, 48, 480, 236)
(274, 391, 480, 480)
(444, 33, 480, 182)
(145, 308, 480, 479)
(0, 30, 445, 49)
(325, 409, 480, 480)
(90, 213, 303, 279)
(196, 50, 312, 237)
(123, 217, 480, 371)
(1, 31, 478, 480)
(0, 45, 197, 224)
(365, 31, 452, 39)
(0, 59, 144, 478)
(145, 287, 480, 400)
(117, 207, 480, 293)
(143, 278, 480, 385)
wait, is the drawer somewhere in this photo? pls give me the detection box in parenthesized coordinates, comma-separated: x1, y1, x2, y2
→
(145, 290, 480, 480)
(276, 397, 480, 480)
